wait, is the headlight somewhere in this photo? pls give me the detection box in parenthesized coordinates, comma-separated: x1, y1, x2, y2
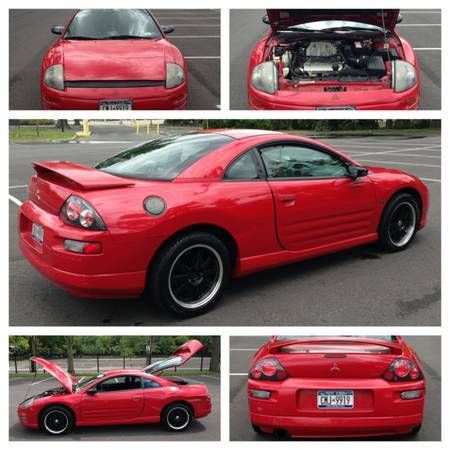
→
(21, 398, 34, 408)
(166, 63, 185, 89)
(44, 64, 64, 91)
(251, 61, 278, 94)
(391, 60, 417, 93)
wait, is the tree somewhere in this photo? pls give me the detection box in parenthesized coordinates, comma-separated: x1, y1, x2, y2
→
(66, 336, 75, 375)
(209, 336, 220, 372)
(30, 336, 38, 372)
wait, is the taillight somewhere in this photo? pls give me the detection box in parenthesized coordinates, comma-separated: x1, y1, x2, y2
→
(249, 357, 287, 381)
(383, 358, 422, 382)
(60, 195, 106, 231)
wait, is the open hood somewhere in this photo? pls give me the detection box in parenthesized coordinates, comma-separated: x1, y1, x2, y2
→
(266, 9, 400, 33)
(31, 357, 77, 393)
(144, 339, 204, 373)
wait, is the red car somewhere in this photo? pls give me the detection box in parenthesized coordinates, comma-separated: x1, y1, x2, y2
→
(18, 130, 428, 316)
(41, 9, 188, 110)
(248, 336, 425, 438)
(18, 340, 211, 435)
(248, 9, 420, 110)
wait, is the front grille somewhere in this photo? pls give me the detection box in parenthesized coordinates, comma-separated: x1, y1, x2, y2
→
(65, 80, 165, 88)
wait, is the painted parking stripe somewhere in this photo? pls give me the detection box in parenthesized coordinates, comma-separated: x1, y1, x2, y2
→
(170, 35, 220, 38)
(230, 373, 248, 376)
(414, 48, 441, 51)
(355, 159, 439, 168)
(184, 56, 220, 59)
(348, 146, 441, 157)
(9, 184, 28, 189)
(9, 195, 23, 207)
(31, 377, 54, 386)
(420, 177, 441, 182)
(230, 348, 258, 351)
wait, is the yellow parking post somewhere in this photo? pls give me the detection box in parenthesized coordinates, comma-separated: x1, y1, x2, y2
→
(76, 119, 91, 137)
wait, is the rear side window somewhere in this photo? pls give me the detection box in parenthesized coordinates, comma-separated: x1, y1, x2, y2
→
(143, 378, 161, 389)
(225, 152, 259, 180)
(260, 145, 348, 179)
(95, 133, 234, 180)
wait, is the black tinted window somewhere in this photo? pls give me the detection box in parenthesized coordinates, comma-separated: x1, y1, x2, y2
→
(226, 152, 259, 180)
(143, 378, 161, 389)
(65, 9, 162, 40)
(97, 375, 141, 392)
(260, 145, 348, 179)
(95, 133, 234, 180)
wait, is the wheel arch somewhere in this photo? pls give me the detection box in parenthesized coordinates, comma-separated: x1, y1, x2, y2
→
(161, 399, 195, 420)
(38, 403, 76, 426)
(381, 187, 423, 224)
(147, 223, 239, 281)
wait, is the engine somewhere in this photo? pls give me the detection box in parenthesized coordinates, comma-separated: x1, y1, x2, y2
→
(273, 39, 391, 82)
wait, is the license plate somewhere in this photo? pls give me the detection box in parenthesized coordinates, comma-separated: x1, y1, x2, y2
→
(99, 100, 132, 110)
(317, 390, 354, 409)
(31, 223, 44, 245)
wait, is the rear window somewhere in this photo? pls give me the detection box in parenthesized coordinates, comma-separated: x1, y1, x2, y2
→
(95, 133, 234, 180)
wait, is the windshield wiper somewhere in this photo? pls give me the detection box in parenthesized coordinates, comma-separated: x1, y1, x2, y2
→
(102, 35, 154, 40)
(65, 36, 98, 40)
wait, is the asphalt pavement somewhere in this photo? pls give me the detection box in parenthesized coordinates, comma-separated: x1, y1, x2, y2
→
(9, 129, 441, 326)
(229, 336, 441, 441)
(9, 9, 220, 110)
(229, 9, 441, 110)
(9, 375, 220, 441)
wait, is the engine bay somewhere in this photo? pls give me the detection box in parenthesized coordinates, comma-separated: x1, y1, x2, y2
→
(271, 38, 399, 83)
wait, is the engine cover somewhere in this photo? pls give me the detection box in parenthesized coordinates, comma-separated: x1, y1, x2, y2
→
(303, 58, 343, 74)
(305, 41, 338, 58)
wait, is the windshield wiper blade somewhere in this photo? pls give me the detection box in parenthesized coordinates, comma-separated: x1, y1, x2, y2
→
(65, 36, 98, 40)
(103, 35, 154, 40)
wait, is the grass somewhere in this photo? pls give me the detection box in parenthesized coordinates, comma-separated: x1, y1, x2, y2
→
(9, 127, 76, 142)
(9, 370, 220, 379)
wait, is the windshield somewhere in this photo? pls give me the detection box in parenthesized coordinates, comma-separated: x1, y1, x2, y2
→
(95, 133, 235, 180)
(286, 20, 385, 32)
(276, 335, 396, 342)
(74, 373, 105, 392)
(64, 9, 162, 40)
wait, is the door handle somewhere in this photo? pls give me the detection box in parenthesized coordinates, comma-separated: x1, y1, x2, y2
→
(131, 396, 141, 401)
(278, 194, 296, 206)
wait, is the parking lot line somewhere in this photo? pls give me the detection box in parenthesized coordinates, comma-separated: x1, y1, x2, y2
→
(420, 178, 441, 182)
(184, 56, 220, 59)
(170, 36, 220, 38)
(349, 146, 441, 157)
(9, 184, 27, 189)
(355, 159, 439, 168)
(31, 377, 53, 386)
(9, 195, 23, 207)
(230, 373, 248, 376)
(414, 48, 442, 51)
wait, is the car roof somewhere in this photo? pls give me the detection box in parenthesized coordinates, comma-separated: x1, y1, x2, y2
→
(203, 129, 284, 140)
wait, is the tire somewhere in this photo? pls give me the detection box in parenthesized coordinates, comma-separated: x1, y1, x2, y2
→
(252, 424, 264, 435)
(39, 405, 74, 435)
(149, 232, 231, 317)
(161, 403, 193, 432)
(409, 424, 422, 435)
(377, 193, 420, 252)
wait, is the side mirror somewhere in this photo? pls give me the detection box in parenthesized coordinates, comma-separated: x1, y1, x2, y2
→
(262, 15, 270, 25)
(161, 25, 175, 34)
(396, 14, 403, 24)
(348, 164, 368, 180)
(86, 387, 97, 395)
(51, 25, 64, 35)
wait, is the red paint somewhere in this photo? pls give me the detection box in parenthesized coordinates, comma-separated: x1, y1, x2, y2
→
(18, 130, 429, 299)
(18, 340, 211, 431)
(40, 10, 187, 110)
(248, 10, 420, 110)
(248, 336, 425, 438)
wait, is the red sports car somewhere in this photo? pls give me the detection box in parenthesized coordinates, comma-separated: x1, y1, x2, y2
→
(248, 336, 425, 438)
(248, 9, 420, 110)
(41, 9, 188, 110)
(18, 340, 211, 435)
(18, 129, 428, 316)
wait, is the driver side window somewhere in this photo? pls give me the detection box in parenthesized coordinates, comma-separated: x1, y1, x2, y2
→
(97, 375, 142, 392)
(260, 145, 348, 179)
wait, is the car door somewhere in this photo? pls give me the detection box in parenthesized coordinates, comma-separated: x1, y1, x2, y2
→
(259, 143, 377, 252)
(80, 375, 144, 423)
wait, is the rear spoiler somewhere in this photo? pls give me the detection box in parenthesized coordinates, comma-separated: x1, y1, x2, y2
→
(33, 161, 135, 191)
(268, 337, 403, 354)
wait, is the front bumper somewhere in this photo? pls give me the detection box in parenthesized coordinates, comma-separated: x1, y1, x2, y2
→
(248, 82, 420, 110)
(18, 200, 155, 298)
(41, 82, 188, 110)
(248, 378, 425, 438)
(18, 405, 39, 429)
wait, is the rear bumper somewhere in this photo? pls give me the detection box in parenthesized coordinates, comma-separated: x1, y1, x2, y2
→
(41, 82, 188, 110)
(248, 378, 425, 438)
(192, 397, 212, 419)
(250, 411, 423, 438)
(18, 200, 155, 298)
(248, 83, 420, 110)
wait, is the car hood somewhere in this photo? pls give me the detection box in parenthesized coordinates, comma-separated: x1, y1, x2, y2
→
(31, 357, 77, 393)
(60, 39, 168, 81)
(266, 9, 399, 32)
(143, 339, 204, 373)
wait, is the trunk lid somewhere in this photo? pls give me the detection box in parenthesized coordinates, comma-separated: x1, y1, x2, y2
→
(270, 337, 402, 379)
(266, 9, 400, 33)
(29, 161, 134, 214)
(61, 40, 167, 81)
(144, 339, 204, 373)
(30, 357, 77, 393)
